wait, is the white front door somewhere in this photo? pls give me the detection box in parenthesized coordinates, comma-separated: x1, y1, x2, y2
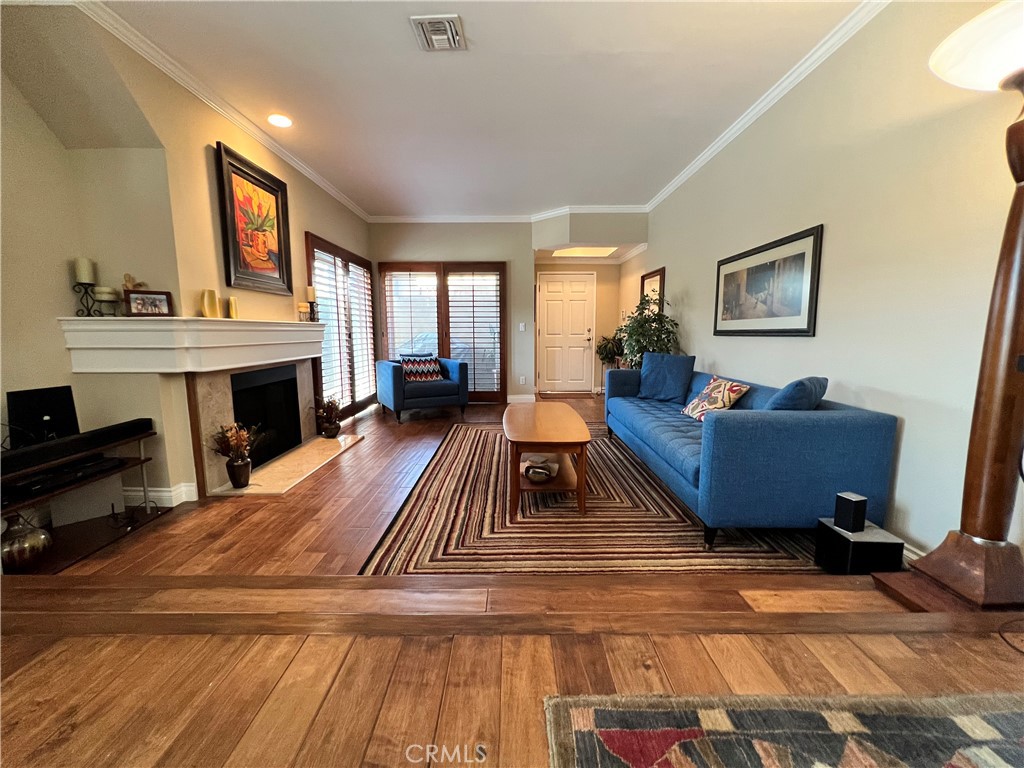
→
(537, 273, 596, 393)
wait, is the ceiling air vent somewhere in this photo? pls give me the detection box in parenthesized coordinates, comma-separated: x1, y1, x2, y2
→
(410, 15, 467, 52)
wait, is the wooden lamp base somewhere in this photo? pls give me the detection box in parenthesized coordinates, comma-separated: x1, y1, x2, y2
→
(912, 531, 1024, 608)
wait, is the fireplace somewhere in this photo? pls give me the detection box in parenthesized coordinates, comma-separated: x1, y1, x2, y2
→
(231, 364, 302, 469)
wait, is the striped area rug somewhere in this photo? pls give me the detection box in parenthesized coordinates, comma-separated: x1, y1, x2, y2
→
(361, 423, 818, 575)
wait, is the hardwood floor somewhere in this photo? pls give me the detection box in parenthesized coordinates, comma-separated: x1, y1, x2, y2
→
(2, 624, 1022, 767)
(58, 402, 556, 578)
(3, 396, 1023, 767)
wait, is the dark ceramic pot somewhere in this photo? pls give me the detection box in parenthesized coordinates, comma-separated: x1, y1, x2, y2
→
(322, 423, 341, 438)
(226, 458, 252, 489)
(1, 517, 53, 572)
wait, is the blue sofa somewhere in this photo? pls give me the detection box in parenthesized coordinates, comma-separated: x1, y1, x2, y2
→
(376, 358, 468, 422)
(605, 366, 897, 547)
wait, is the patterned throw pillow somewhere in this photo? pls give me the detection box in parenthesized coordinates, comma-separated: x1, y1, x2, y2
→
(400, 354, 444, 382)
(682, 375, 750, 421)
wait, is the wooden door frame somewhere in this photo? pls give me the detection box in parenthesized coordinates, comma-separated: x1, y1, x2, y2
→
(305, 232, 378, 424)
(378, 261, 508, 403)
(535, 271, 598, 394)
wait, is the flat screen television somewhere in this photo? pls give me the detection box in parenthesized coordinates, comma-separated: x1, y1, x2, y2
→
(5, 386, 80, 449)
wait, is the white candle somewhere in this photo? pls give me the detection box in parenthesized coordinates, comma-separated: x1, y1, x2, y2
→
(297, 302, 310, 312)
(306, 285, 317, 302)
(73, 257, 96, 285)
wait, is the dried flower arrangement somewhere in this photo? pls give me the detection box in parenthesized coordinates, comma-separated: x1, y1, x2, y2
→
(316, 396, 344, 426)
(210, 423, 262, 462)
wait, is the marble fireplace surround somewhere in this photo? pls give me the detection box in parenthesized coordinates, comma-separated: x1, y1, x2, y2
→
(59, 317, 325, 496)
(191, 359, 316, 494)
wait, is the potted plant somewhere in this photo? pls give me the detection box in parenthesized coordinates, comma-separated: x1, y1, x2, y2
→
(617, 291, 681, 368)
(210, 423, 262, 489)
(316, 396, 344, 438)
(595, 333, 624, 368)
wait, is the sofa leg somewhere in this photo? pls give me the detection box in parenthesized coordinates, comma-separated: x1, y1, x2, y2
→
(703, 527, 718, 551)
(460, 405, 466, 417)
(395, 410, 402, 423)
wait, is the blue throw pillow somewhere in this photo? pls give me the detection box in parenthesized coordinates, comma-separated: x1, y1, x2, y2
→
(638, 354, 696, 403)
(764, 376, 829, 410)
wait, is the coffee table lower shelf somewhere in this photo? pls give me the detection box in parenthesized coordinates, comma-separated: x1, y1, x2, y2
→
(518, 454, 577, 493)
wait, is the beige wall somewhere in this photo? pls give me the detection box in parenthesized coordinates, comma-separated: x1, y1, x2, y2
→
(95, 26, 369, 321)
(619, 2, 1023, 551)
(369, 223, 535, 398)
(1, 74, 83, 403)
(535, 263, 621, 390)
(68, 149, 181, 298)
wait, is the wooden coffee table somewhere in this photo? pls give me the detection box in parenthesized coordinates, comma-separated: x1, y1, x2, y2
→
(502, 402, 592, 515)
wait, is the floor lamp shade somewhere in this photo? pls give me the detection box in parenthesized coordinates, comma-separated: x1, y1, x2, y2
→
(911, 1, 1024, 607)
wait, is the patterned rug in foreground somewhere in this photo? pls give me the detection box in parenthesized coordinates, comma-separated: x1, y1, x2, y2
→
(361, 423, 818, 574)
(545, 694, 1024, 768)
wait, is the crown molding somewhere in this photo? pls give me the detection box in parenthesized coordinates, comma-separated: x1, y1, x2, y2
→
(367, 215, 532, 224)
(73, 1, 371, 222)
(645, 0, 890, 212)
(530, 205, 649, 223)
(617, 243, 648, 264)
(534, 243, 647, 266)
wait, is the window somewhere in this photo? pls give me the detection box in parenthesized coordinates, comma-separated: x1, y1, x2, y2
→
(379, 262, 506, 402)
(307, 233, 376, 419)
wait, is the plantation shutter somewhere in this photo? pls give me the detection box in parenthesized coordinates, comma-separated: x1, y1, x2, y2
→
(349, 263, 376, 402)
(313, 250, 351, 405)
(308, 234, 376, 420)
(380, 262, 506, 403)
(446, 269, 501, 393)
(383, 271, 439, 356)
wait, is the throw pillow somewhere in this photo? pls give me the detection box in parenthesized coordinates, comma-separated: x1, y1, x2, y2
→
(682, 376, 751, 422)
(764, 376, 829, 411)
(400, 354, 444, 382)
(638, 354, 696, 403)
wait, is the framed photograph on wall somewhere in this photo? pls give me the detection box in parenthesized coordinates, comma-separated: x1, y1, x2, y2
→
(714, 224, 823, 337)
(125, 290, 174, 316)
(640, 267, 666, 312)
(215, 142, 293, 296)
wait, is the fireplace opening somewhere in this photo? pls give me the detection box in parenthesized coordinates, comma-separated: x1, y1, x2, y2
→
(231, 365, 302, 469)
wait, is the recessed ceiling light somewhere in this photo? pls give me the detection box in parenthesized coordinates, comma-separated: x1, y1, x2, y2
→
(267, 114, 293, 128)
(551, 247, 618, 259)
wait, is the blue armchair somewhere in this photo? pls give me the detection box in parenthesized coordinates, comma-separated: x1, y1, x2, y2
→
(375, 358, 469, 423)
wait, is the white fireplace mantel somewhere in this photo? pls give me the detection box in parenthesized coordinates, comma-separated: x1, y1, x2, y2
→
(58, 317, 325, 373)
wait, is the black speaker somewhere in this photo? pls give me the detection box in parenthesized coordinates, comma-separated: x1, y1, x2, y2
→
(834, 491, 867, 533)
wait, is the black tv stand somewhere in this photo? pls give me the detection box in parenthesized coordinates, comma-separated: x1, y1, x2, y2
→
(1, 419, 158, 572)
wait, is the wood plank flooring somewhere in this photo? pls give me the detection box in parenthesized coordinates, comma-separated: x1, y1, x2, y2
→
(59, 403, 540, 578)
(4, 396, 1024, 766)
(2, 627, 1021, 768)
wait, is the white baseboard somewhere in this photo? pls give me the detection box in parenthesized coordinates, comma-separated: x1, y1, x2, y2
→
(902, 541, 926, 563)
(507, 394, 537, 404)
(123, 483, 198, 508)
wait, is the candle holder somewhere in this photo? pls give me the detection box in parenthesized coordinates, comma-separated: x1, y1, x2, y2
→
(308, 301, 318, 323)
(73, 283, 104, 317)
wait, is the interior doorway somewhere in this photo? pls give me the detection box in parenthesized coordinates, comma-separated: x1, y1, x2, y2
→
(536, 272, 597, 393)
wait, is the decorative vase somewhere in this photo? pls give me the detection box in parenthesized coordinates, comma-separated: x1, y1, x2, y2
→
(1, 516, 53, 572)
(225, 457, 251, 489)
(322, 423, 341, 438)
(200, 289, 222, 318)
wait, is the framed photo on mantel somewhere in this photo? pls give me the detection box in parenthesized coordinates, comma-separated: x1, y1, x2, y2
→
(215, 142, 293, 296)
(714, 224, 823, 337)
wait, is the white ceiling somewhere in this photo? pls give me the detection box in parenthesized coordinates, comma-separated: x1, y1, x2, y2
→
(96, 1, 861, 220)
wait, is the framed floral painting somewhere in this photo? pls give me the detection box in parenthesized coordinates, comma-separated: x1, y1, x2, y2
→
(216, 142, 293, 295)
